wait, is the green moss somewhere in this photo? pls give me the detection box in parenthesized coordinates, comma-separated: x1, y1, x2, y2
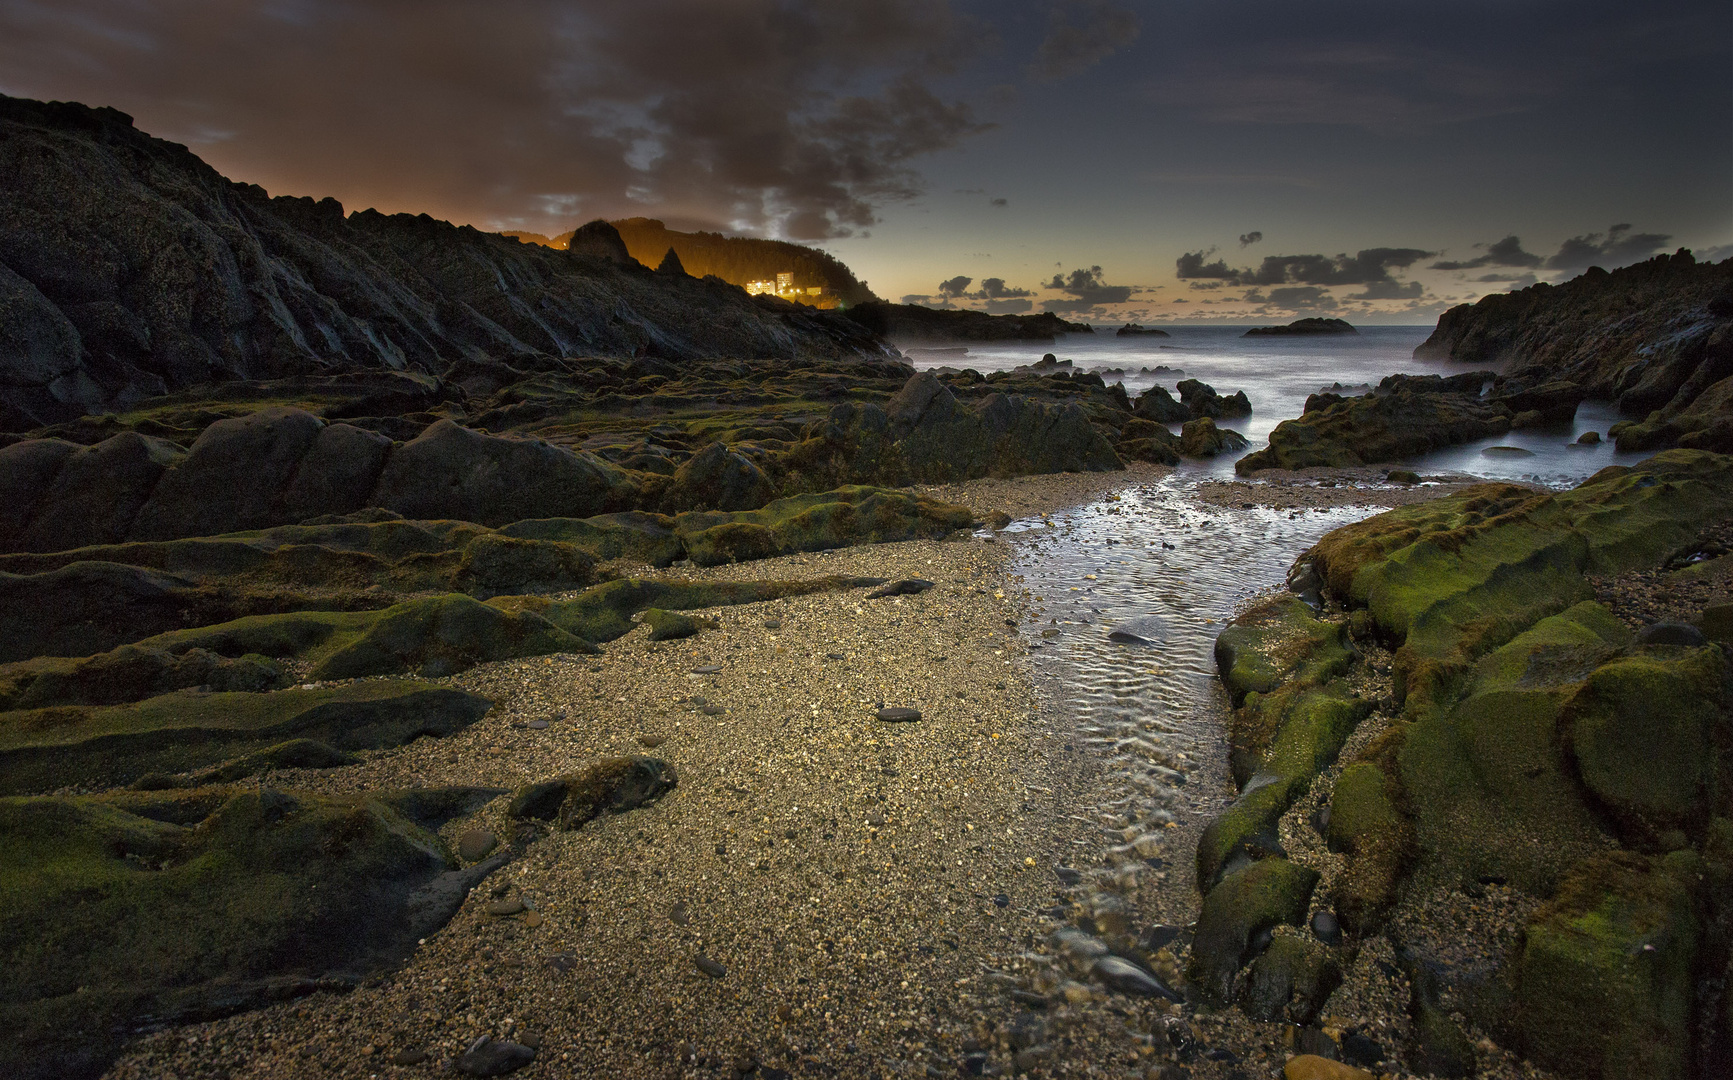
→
(1198, 682, 1372, 891)
(309, 594, 593, 679)
(1213, 597, 1352, 707)
(1325, 763, 1414, 931)
(640, 608, 715, 641)
(1516, 851, 1701, 1080)
(1237, 934, 1343, 1024)
(1562, 646, 1723, 841)
(673, 485, 974, 568)
(1187, 857, 1319, 1005)
(541, 574, 880, 645)
(191, 738, 359, 783)
(498, 511, 682, 566)
(0, 786, 481, 1080)
(0, 681, 491, 794)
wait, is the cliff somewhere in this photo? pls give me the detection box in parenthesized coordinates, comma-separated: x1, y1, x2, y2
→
(0, 94, 886, 432)
(1414, 253, 1733, 450)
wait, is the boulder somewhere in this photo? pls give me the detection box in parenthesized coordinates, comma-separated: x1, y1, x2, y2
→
(1180, 416, 1250, 457)
(129, 407, 323, 540)
(20, 432, 185, 551)
(663, 441, 775, 513)
(509, 757, 677, 830)
(1188, 857, 1319, 1004)
(0, 438, 78, 549)
(307, 594, 595, 680)
(1238, 373, 1507, 473)
(278, 421, 394, 523)
(1177, 379, 1252, 419)
(370, 420, 640, 526)
(1132, 385, 1189, 423)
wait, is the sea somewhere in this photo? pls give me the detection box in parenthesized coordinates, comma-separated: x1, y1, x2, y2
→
(902, 325, 1640, 952)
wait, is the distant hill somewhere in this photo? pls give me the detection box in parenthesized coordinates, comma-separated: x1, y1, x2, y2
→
(504, 218, 877, 307)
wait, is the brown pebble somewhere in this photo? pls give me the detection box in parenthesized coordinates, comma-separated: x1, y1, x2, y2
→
(456, 829, 498, 862)
(522, 911, 544, 927)
(637, 734, 667, 748)
(1284, 1055, 1374, 1080)
(485, 898, 526, 916)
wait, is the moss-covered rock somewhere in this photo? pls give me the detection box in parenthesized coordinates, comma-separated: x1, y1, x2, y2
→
(674, 485, 973, 568)
(508, 757, 677, 830)
(1515, 851, 1701, 1080)
(498, 511, 683, 566)
(0, 645, 288, 711)
(1214, 597, 1354, 707)
(1561, 645, 1724, 844)
(1188, 858, 1320, 1005)
(1179, 416, 1250, 458)
(1197, 682, 1371, 891)
(639, 608, 717, 641)
(1237, 373, 1508, 474)
(1325, 762, 1415, 932)
(308, 593, 594, 679)
(1237, 934, 1343, 1024)
(0, 785, 506, 1080)
(0, 681, 491, 794)
(191, 738, 359, 782)
(540, 574, 883, 645)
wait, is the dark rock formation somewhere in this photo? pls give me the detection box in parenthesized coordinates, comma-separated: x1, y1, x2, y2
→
(841, 302, 1092, 343)
(654, 246, 687, 276)
(1238, 371, 1510, 473)
(1132, 385, 1190, 423)
(1116, 323, 1170, 337)
(1177, 379, 1253, 420)
(0, 93, 888, 430)
(1244, 318, 1358, 337)
(1416, 251, 1733, 452)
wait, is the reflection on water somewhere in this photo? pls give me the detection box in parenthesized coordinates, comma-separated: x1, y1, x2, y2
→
(911, 326, 1644, 489)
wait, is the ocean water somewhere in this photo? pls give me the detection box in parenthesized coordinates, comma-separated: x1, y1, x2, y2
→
(907, 324, 1637, 489)
(907, 326, 1652, 954)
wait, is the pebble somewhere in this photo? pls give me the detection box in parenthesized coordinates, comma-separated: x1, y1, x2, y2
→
(825, 652, 847, 660)
(391, 1048, 430, 1065)
(637, 734, 667, 748)
(1090, 955, 1182, 1001)
(1311, 910, 1341, 944)
(1283, 1055, 1375, 1080)
(763, 619, 782, 629)
(485, 898, 526, 916)
(526, 719, 548, 730)
(695, 955, 726, 978)
(875, 707, 922, 722)
(455, 1036, 537, 1077)
(457, 829, 498, 861)
(691, 665, 722, 674)
(669, 903, 692, 926)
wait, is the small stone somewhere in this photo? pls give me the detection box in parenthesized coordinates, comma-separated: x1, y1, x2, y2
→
(1576, 430, 1601, 444)
(1481, 445, 1535, 457)
(485, 898, 526, 916)
(526, 720, 548, 730)
(1008, 989, 1050, 1009)
(455, 1036, 537, 1077)
(637, 734, 667, 748)
(1386, 469, 1421, 484)
(825, 652, 846, 660)
(691, 665, 723, 674)
(391, 1048, 430, 1065)
(1283, 1055, 1375, 1080)
(1340, 1032, 1385, 1068)
(521, 911, 544, 927)
(992, 893, 1010, 908)
(1140, 924, 1183, 950)
(875, 707, 922, 723)
(695, 954, 726, 978)
(1090, 956, 1181, 1000)
(1054, 866, 1082, 886)
(670, 902, 692, 926)
(1311, 910, 1341, 944)
(702, 704, 726, 715)
(457, 829, 498, 862)
(763, 619, 783, 629)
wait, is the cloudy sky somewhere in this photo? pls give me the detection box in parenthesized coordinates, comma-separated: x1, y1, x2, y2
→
(2, 0, 1728, 322)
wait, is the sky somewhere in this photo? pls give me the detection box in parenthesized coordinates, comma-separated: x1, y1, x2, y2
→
(1, 0, 1729, 324)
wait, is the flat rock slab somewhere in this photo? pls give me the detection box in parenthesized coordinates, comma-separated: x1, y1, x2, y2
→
(455, 1037, 536, 1077)
(876, 707, 922, 723)
(866, 579, 935, 598)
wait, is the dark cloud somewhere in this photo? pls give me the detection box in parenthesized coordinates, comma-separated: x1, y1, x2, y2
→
(984, 298, 1034, 314)
(938, 275, 974, 298)
(1431, 234, 1544, 271)
(1175, 250, 1237, 279)
(1179, 247, 1432, 298)
(1256, 286, 1338, 312)
(1044, 266, 1134, 308)
(1474, 272, 1536, 284)
(1028, 1, 1140, 82)
(1546, 224, 1673, 270)
(0, 0, 991, 238)
(1239, 231, 1263, 247)
(975, 277, 1032, 299)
